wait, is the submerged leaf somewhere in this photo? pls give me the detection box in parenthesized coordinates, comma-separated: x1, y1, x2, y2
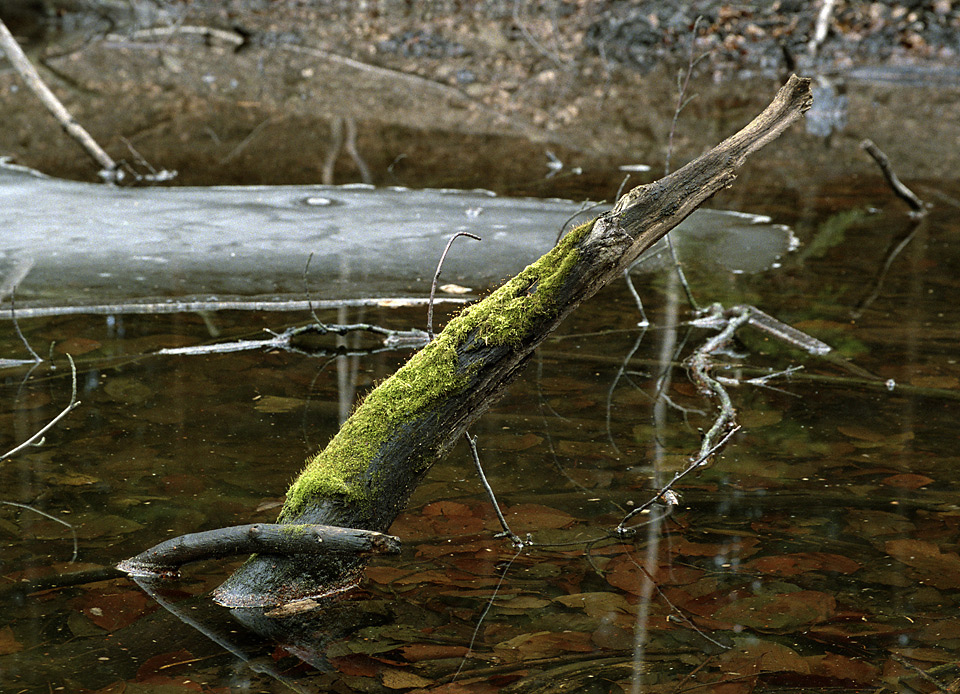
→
(493, 631, 593, 662)
(885, 539, 960, 589)
(713, 591, 836, 631)
(745, 552, 860, 577)
(0, 626, 23, 655)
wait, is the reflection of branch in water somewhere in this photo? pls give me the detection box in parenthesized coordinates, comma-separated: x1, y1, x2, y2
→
(452, 545, 524, 682)
(9, 290, 42, 363)
(132, 577, 315, 694)
(1, 500, 79, 563)
(605, 328, 647, 456)
(851, 218, 923, 319)
(320, 116, 374, 186)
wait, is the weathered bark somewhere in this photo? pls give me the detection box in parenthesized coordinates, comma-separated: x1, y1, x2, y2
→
(117, 524, 400, 579)
(212, 75, 814, 608)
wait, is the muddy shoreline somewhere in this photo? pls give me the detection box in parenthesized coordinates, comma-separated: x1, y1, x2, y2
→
(1, 2, 958, 198)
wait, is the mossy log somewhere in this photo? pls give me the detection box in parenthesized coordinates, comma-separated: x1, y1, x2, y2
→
(211, 75, 813, 608)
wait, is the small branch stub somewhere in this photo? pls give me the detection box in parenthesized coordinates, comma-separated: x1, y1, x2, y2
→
(861, 139, 927, 215)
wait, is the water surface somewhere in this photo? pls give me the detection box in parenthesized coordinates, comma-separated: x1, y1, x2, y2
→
(1, 169, 959, 693)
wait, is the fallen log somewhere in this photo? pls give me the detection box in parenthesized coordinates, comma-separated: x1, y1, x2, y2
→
(124, 76, 813, 608)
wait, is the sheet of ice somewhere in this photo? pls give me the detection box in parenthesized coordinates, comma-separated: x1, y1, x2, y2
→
(0, 161, 796, 308)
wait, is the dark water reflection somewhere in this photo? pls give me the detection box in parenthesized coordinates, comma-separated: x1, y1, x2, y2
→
(2, 176, 960, 693)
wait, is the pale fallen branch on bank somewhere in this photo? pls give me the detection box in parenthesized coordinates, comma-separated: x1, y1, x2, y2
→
(0, 18, 120, 182)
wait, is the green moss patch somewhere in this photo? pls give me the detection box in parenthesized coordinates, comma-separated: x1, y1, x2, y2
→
(281, 219, 593, 519)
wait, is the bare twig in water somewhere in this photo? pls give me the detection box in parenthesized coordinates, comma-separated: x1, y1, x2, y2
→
(428, 232, 482, 338)
(118, 137, 177, 182)
(1, 500, 79, 563)
(10, 291, 42, 363)
(157, 322, 429, 357)
(618, 426, 741, 534)
(1, 354, 80, 463)
(0, 18, 120, 182)
(861, 139, 927, 215)
(465, 433, 524, 548)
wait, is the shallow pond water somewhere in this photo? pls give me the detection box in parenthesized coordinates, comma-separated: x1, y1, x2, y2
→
(1, 162, 960, 694)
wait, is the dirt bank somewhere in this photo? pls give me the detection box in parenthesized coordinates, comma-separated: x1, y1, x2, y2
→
(1, 1, 958, 198)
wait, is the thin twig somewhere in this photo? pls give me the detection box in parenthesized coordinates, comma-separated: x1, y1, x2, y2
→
(618, 425, 741, 533)
(427, 232, 481, 338)
(10, 290, 42, 362)
(220, 117, 273, 165)
(1, 501, 79, 562)
(861, 139, 927, 215)
(555, 200, 606, 244)
(1, 354, 80, 462)
(465, 433, 524, 548)
(302, 252, 328, 329)
(0, 18, 120, 182)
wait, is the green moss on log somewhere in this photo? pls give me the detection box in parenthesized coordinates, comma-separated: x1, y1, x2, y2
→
(280, 220, 593, 519)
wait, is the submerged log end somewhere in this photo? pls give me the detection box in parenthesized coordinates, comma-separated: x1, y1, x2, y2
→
(211, 552, 366, 608)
